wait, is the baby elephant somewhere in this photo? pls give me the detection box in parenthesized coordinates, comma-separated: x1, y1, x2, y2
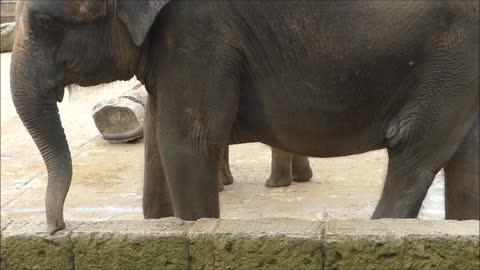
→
(218, 147, 312, 191)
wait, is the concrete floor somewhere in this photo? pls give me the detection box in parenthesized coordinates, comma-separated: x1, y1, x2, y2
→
(1, 52, 445, 224)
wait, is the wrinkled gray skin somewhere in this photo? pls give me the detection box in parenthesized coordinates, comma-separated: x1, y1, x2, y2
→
(219, 147, 312, 191)
(11, 1, 479, 234)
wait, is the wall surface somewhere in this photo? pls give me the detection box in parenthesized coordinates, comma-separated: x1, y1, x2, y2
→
(1, 217, 479, 270)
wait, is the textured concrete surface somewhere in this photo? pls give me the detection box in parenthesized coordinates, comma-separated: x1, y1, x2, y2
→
(1, 218, 479, 270)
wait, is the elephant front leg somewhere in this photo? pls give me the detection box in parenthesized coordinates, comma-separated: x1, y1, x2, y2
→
(266, 148, 293, 187)
(156, 97, 237, 219)
(159, 141, 222, 220)
(153, 40, 242, 219)
(154, 85, 236, 220)
(143, 97, 173, 218)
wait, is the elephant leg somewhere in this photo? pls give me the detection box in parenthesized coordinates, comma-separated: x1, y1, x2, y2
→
(221, 146, 234, 186)
(142, 97, 173, 218)
(444, 119, 479, 220)
(154, 81, 237, 220)
(266, 148, 293, 187)
(217, 165, 224, 192)
(217, 147, 234, 192)
(372, 72, 477, 218)
(373, 116, 477, 219)
(372, 151, 438, 219)
(160, 141, 222, 219)
(292, 155, 313, 182)
(153, 41, 243, 219)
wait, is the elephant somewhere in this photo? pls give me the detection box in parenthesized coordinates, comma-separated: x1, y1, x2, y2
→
(10, 1, 479, 234)
(219, 147, 312, 191)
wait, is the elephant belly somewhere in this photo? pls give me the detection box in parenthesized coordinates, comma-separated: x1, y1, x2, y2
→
(222, 1, 469, 157)
(232, 81, 391, 158)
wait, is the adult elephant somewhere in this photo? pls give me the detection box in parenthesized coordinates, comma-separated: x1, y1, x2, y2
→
(11, 1, 479, 234)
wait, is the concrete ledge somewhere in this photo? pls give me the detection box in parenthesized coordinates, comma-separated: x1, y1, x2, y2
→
(1, 218, 478, 270)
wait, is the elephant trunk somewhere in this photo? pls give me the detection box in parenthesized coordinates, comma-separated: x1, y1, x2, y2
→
(10, 28, 72, 235)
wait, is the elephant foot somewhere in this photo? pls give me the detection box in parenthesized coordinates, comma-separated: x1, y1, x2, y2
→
(292, 167, 313, 182)
(218, 171, 233, 192)
(47, 221, 66, 235)
(218, 180, 224, 192)
(222, 173, 234, 185)
(265, 176, 292, 187)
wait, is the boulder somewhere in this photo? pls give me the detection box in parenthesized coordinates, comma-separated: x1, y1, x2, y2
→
(1, 22, 15, 53)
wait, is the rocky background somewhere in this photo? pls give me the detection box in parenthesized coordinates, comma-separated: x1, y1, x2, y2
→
(1, 0, 16, 53)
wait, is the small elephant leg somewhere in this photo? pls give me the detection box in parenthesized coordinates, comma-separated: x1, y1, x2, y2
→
(142, 97, 173, 218)
(444, 119, 479, 220)
(292, 154, 313, 182)
(266, 148, 293, 187)
(217, 147, 234, 192)
(221, 146, 234, 186)
(217, 165, 224, 192)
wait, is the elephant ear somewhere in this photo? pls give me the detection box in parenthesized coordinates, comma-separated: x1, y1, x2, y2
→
(117, 0, 170, 46)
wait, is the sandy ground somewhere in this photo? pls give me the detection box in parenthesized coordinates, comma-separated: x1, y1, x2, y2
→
(1, 52, 445, 224)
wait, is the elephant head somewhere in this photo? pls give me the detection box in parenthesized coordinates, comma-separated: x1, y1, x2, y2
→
(10, 0, 169, 234)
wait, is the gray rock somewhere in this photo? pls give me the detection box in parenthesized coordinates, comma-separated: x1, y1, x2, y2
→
(1, 22, 15, 53)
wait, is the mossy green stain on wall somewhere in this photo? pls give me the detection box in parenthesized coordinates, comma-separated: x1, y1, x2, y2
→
(189, 235, 323, 270)
(324, 236, 404, 270)
(404, 236, 480, 270)
(72, 233, 189, 270)
(1, 235, 74, 270)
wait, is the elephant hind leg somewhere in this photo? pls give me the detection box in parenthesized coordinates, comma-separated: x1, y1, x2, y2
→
(218, 147, 234, 192)
(372, 152, 437, 219)
(372, 52, 478, 219)
(444, 119, 479, 220)
(292, 155, 313, 182)
(266, 148, 293, 187)
(373, 114, 478, 219)
(266, 149, 312, 187)
(373, 115, 477, 219)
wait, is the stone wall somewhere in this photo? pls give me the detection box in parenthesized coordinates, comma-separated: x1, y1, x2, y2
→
(1, 218, 479, 270)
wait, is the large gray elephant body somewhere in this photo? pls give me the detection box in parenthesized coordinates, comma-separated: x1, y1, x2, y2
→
(11, 1, 479, 234)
